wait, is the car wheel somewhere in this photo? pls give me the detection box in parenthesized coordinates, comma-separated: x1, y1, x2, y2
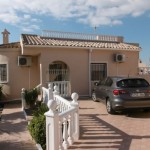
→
(106, 99, 115, 114)
(92, 92, 98, 102)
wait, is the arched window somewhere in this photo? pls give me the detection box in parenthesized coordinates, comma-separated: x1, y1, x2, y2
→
(48, 61, 69, 81)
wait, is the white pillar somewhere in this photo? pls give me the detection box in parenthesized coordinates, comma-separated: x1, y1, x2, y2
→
(21, 88, 27, 110)
(48, 83, 53, 100)
(53, 85, 60, 97)
(71, 93, 79, 141)
(44, 100, 59, 150)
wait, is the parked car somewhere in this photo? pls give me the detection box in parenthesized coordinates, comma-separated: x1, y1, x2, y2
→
(92, 76, 150, 114)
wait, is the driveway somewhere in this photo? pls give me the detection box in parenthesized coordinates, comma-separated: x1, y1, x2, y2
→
(69, 98, 150, 150)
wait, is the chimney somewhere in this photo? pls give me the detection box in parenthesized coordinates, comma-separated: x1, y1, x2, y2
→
(1, 29, 10, 44)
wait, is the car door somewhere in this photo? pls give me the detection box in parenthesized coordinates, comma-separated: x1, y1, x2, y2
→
(94, 78, 106, 100)
(96, 78, 107, 100)
(101, 77, 113, 101)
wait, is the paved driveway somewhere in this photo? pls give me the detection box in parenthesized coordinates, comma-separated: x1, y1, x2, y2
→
(69, 98, 150, 150)
(0, 103, 37, 150)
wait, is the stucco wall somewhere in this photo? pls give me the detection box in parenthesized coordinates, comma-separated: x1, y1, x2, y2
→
(39, 47, 89, 96)
(0, 48, 40, 100)
(0, 45, 139, 99)
(91, 50, 139, 76)
(23, 46, 139, 96)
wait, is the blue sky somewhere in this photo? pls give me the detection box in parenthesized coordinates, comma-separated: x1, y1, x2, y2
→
(0, 0, 150, 64)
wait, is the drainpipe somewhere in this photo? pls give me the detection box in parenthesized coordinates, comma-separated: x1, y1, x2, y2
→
(89, 49, 92, 97)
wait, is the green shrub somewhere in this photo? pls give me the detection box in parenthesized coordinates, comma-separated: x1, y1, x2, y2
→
(33, 103, 49, 117)
(25, 88, 39, 107)
(28, 104, 48, 150)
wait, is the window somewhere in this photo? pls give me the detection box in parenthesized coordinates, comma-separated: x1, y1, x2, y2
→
(117, 79, 149, 88)
(91, 63, 107, 81)
(0, 64, 8, 83)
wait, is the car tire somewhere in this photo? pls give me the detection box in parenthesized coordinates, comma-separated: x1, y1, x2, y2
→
(92, 92, 98, 102)
(106, 98, 115, 114)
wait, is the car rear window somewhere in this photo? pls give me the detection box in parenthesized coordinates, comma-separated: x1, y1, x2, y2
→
(117, 78, 150, 88)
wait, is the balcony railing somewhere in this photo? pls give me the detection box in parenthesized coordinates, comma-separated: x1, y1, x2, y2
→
(42, 30, 123, 42)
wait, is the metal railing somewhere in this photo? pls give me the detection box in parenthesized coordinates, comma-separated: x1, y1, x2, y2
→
(42, 30, 123, 42)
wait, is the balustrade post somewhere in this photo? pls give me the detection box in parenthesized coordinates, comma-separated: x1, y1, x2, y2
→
(21, 88, 27, 110)
(53, 85, 60, 97)
(63, 118, 69, 149)
(67, 114, 74, 145)
(70, 93, 79, 141)
(44, 100, 60, 150)
(48, 83, 54, 100)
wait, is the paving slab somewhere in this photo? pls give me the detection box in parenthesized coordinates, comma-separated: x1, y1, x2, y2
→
(68, 99, 150, 150)
(0, 102, 37, 150)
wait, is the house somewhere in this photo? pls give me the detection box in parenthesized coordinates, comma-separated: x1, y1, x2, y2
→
(0, 29, 141, 100)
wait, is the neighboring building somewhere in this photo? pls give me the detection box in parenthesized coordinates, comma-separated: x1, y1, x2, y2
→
(0, 29, 141, 100)
(138, 59, 150, 82)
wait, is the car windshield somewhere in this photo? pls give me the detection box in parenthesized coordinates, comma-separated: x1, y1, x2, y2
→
(117, 78, 150, 88)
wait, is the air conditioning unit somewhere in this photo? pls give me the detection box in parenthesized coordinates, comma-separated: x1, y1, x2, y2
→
(114, 54, 125, 63)
(18, 56, 32, 66)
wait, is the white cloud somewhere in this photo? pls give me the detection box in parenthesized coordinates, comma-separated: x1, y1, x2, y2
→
(22, 24, 40, 32)
(0, 0, 150, 31)
(0, 12, 20, 24)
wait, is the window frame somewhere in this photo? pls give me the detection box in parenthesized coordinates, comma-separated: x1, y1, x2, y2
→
(0, 63, 8, 83)
(91, 63, 107, 82)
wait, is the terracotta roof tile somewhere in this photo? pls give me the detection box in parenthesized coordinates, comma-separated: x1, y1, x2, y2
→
(21, 34, 140, 51)
(0, 42, 20, 48)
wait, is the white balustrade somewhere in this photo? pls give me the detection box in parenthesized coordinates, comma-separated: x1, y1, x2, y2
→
(49, 81, 71, 97)
(44, 84, 79, 150)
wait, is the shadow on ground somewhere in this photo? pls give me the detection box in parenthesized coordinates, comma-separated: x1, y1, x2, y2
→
(68, 113, 150, 150)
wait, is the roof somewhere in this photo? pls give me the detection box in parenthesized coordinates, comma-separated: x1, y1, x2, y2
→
(21, 33, 141, 51)
(0, 42, 20, 48)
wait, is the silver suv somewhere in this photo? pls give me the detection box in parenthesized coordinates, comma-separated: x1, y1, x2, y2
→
(92, 76, 150, 114)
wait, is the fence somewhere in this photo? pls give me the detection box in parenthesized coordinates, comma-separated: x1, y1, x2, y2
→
(48, 81, 71, 97)
(43, 84, 79, 150)
(21, 84, 79, 150)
